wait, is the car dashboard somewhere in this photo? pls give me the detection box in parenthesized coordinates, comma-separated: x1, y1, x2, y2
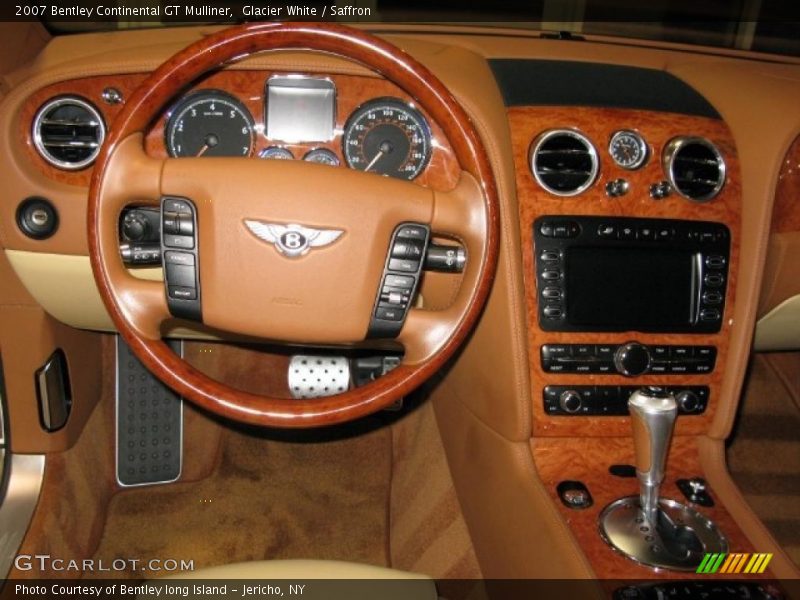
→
(0, 23, 799, 585)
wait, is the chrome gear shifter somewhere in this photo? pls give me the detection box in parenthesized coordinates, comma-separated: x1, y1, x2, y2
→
(628, 387, 677, 525)
(599, 387, 727, 571)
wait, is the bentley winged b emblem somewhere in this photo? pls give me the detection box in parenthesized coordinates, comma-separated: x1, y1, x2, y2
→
(244, 220, 344, 258)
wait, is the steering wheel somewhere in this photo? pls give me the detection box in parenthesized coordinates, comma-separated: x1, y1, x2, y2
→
(87, 22, 499, 427)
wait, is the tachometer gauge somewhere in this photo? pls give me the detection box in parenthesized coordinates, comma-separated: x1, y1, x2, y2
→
(303, 148, 340, 166)
(608, 130, 648, 170)
(165, 90, 255, 158)
(342, 98, 432, 180)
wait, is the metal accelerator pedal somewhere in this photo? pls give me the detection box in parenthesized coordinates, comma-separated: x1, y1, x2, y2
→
(288, 354, 402, 409)
(116, 337, 183, 487)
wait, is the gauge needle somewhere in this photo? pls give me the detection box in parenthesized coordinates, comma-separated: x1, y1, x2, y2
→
(196, 133, 220, 157)
(365, 140, 394, 172)
(364, 150, 384, 172)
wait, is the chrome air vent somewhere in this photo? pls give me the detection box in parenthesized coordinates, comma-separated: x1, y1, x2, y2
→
(529, 129, 599, 196)
(663, 137, 726, 202)
(32, 97, 105, 170)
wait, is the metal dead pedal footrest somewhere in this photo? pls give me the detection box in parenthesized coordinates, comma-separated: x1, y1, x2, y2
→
(116, 337, 183, 487)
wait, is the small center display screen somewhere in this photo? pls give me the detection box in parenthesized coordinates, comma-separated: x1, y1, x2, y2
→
(565, 247, 698, 329)
(266, 76, 335, 143)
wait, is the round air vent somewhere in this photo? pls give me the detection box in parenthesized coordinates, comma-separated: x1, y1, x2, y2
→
(32, 96, 106, 170)
(529, 129, 599, 196)
(663, 137, 726, 202)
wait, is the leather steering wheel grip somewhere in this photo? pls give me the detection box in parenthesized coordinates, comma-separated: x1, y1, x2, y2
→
(87, 22, 500, 427)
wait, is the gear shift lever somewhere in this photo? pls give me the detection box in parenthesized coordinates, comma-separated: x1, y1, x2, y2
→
(628, 387, 677, 525)
(599, 386, 727, 571)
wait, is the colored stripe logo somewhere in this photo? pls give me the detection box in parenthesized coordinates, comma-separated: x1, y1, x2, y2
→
(696, 553, 773, 574)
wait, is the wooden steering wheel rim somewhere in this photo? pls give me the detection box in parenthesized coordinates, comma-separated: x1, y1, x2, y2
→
(87, 22, 500, 428)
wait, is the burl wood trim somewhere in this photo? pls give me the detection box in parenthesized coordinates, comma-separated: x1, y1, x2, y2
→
(531, 437, 770, 580)
(20, 72, 460, 191)
(772, 135, 800, 233)
(87, 22, 499, 428)
(510, 107, 742, 438)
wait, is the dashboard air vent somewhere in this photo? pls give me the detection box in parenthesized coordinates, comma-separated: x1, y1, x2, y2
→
(529, 129, 599, 196)
(663, 137, 726, 202)
(33, 97, 105, 170)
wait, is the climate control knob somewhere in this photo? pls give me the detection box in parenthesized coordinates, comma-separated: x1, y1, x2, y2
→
(676, 390, 700, 413)
(614, 342, 652, 377)
(559, 390, 583, 414)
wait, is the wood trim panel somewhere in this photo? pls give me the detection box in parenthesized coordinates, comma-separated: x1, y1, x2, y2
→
(772, 135, 800, 233)
(19, 71, 460, 191)
(510, 106, 742, 438)
(531, 436, 771, 580)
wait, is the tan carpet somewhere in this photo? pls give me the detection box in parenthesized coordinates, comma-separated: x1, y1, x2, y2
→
(728, 352, 800, 567)
(89, 420, 393, 578)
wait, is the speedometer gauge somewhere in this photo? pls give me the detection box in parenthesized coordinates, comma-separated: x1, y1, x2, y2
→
(608, 130, 648, 170)
(342, 98, 432, 180)
(165, 90, 255, 158)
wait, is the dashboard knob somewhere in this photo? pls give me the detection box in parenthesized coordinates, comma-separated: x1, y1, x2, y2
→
(614, 342, 652, 377)
(559, 390, 582, 414)
(122, 211, 150, 242)
(676, 390, 700, 413)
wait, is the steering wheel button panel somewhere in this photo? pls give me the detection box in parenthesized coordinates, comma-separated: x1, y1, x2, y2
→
(161, 196, 201, 322)
(368, 222, 431, 338)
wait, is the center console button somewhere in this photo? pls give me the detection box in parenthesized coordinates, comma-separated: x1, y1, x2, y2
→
(542, 287, 562, 299)
(573, 345, 595, 358)
(671, 346, 693, 359)
(543, 305, 563, 319)
(596, 345, 615, 358)
(163, 234, 194, 249)
(388, 258, 420, 273)
(651, 346, 669, 360)
(619, 225, 635, 240)
(559, 390, 583, 414)
(699, 308, 721, 321)
(384, 274, 414, 289)
(540, 250, 560, 261)
(704, 273, 724, 287)
(542, 269, 561, 281)
(702, 291, 723, 305)
(597, 224, 616, 238)
(614, 342, 651, 377)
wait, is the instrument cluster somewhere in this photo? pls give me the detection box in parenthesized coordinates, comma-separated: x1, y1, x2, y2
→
(163, 76, 433, 182)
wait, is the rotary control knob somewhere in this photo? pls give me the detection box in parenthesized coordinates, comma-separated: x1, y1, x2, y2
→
(614, 342, 652, 377)
(676, 390, 700, 413)
(122, 210, 150, 242)
(559, 390, 583, 414)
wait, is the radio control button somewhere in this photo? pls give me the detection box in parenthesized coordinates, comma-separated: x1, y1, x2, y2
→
(597, 224, 616, 238)
(700, 308, 721, 321)
(596, 345, 615, 359)
(541, 269, 561, 281)
(671, 346, 693, 359)
(619, 225, 635, 240)
(651, 345, 669, 359)
(614, 342, 651, 377)
(637, 226, 655, 240)
(700, 231, 716, 243)
(650, 363, 668, 374)
(573, 345, 595, 358)
(696, 346, 716, 358)
(656, 227, 676, 241)
(540, 250, 560, 261)
(542, 287, 562, 299)
(541, 344, 570, 360)
(543, 305, 563, 319)
(704, 273, 725, 287)
(702, 291, 723, 305)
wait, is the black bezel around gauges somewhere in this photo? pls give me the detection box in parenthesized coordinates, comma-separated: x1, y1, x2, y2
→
(164, 89, 255, 158)
(342, 97, 433, 180)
